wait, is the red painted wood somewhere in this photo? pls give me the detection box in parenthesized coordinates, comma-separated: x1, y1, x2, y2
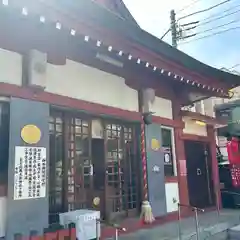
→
(0, 83, 141, 121)
(152, 115, 184, 128)
(207, 126, 222, 210)
(29, 237, 42, 240)
(44, 232, 57, 240)
(165, 176, 178, 183)
(172, 100, 190, 208)
(0, 83, 184, 128)
(57, 229, 69, 240)
(180, 133, 210, 142)
(69, 228, 76, 240)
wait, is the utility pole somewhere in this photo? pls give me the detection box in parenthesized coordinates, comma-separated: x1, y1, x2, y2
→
(170, 9, 178, 48)
(160, 10, 198, 47)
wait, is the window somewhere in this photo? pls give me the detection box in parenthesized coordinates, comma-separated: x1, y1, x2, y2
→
(161, 127, 176, 176)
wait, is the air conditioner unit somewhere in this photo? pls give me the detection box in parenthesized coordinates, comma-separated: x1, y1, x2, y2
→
(27, 49, 47, 89)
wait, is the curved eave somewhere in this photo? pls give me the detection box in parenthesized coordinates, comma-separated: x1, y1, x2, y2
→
(49, 0, 240, 87)
(5, 0, 239, 94)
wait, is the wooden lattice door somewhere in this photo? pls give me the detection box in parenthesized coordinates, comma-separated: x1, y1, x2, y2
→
(49, 111, 140, 222)
(105, 122, 139, 220)
(66, 116, 93, 211)
(49, 112, 65, 223)
(49, 112, 94, 222)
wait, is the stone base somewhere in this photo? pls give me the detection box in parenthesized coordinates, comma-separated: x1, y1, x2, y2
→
(228, 224, 240, 240)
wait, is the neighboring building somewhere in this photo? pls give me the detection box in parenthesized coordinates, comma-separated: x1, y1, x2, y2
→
(0, 0, 239, 239)
(185, 70, 240, 161)
(188, 69, 240, 118)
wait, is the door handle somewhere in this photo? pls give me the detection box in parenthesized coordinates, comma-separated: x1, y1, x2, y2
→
(197, 168, 202, 176)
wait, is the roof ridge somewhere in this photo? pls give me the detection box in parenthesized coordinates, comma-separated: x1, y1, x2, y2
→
(92, 0, 139, 27)
(114, 0, 139, 27)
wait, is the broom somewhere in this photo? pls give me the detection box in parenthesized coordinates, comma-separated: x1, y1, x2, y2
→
(140, 120, 155, 224)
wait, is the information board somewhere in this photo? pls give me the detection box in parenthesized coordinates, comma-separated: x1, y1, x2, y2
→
(14, 146, 47, 200)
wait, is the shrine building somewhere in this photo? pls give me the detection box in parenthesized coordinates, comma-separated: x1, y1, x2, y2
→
(0, 0, 239, 239)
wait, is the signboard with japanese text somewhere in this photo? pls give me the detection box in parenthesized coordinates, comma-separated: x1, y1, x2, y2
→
(14, 146, 47, 200)
(163, 147, 172, 165)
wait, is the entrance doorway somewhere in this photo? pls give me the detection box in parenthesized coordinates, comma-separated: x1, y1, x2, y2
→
(48, 110, 140, 223)
(184, 140, 215, 208)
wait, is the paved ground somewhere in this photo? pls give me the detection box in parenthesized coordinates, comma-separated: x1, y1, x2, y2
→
(109, 209, 240, 240)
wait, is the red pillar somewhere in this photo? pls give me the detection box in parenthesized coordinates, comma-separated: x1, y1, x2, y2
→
(174, 127, 190, 206)
(207, 125, 222, 210)
(172, 101, 190, 209)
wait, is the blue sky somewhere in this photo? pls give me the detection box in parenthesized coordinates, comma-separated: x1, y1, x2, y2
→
(123, 0, 240, 72)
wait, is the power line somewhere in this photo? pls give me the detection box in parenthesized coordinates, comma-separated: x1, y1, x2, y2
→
(178, 0, 231, 21)
(179, 26, 240, 45)
(197, 8, 240, 27)
(160, 28, 170, 39)
(195, 18, 240, 35)
(198, 2, 240, 23)
(176, 0, 201, 14)
(161, 0, 203, 39)
(229, 63, 240, 70)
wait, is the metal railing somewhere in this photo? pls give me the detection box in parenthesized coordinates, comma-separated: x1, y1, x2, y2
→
(221, 190, 240, 197)
(96, 219, 126, 240)
(177, 203, 205, 240)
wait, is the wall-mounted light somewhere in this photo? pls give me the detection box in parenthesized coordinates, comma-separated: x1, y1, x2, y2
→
(195, 120, 206, 126)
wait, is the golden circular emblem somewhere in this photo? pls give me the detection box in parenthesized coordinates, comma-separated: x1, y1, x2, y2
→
(151, 138, 160, 151)
(93, 197, 100, 206)
(21, 124, 41, 144)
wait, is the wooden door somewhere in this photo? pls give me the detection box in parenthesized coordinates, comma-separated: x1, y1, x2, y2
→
(104, 122, 139, 220)
(91, 138, 106, 217)
(49, 111, 140, 223)
(49, 112, 65, 223)
(65, 116, 93, 211)
(185, 140, 214, 208)
(49, 112, 94, 223)
(204, 144, 215, 206)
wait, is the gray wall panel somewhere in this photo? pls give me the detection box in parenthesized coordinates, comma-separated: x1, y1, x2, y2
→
(6, 97, 49, 240)
(145, 123, 167, 217)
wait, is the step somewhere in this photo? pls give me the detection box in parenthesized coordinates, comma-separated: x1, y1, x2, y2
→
(228, 224, 240, 240)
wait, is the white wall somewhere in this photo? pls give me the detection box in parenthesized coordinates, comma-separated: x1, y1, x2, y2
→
(183, 117, 207, 136)
(165, 183, 179, 213)
(46, 60, 139, 112)
(149, 97, 173, 119)
(0, 197, 6, 237)
(0, 49, 174, 115)
(0, 48, 22, 86)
